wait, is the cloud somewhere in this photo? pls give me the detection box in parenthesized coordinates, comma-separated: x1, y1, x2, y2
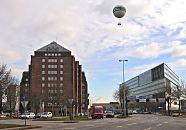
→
(168, 58, 186, 70)
(170, 41, 186, 57)
(130, 42, 162, 58)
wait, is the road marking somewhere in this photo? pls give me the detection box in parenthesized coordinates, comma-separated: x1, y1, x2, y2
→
(163, 122, 168, 124)
(144, 127, 152, 130)
(117, 126, 123, 128)
(85, 125, 95, 127)
(64, 128, 76, 130)
(96, 123, 105, 124)
(127, 123, 137, 126)
(156, 124, 162, 127)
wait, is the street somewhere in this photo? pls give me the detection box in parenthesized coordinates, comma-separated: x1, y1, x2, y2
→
(1, 114, 186, 130)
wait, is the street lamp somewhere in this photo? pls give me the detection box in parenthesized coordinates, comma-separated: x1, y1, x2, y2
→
(119, 59, 128, 116)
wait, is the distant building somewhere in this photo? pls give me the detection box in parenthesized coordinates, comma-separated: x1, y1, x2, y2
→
(20, 41, 89, 116)
(92, 102, 120, 113)
(121, 63, 185, 113)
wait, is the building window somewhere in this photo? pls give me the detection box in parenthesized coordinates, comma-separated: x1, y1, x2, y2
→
(45, 53, 47, 56)
(48, 59, 57, 62)
(42, 65, 45, 68)
(42, 89, 44, 94)
(60, 77, 63, 81)
(60, 83, 63, 87)
(42, 77, 45, 81)
(52, 53, 54, 56)
(48, 53, 51, 56)
(42, 71, 45, 74)
(55, 53, 58, 56)
(42, 59, 45, 62)
(60, 71, 63, 74)
(60, 90, 63, 93)
(58, 53, 61, 56)
(42, 83, 45, 87)
(60, 59, 63, 62)
(60, 65, 63, 68)
(25, 78, 28, 81)
(25, 83, 28, 87)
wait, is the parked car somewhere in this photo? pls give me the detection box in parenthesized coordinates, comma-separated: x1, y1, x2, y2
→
(20, 112, 35, 119)
(35, 113, 42, 118)
(105, 111, 114, 118)
(0, 114, 6, 118)
(41, 112, 52, 118)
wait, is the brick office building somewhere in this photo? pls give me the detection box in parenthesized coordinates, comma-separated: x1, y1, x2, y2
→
(20, 41, 89, 116)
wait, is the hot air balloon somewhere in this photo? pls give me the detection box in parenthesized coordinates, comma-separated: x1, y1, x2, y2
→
(113, 5, 126, 25)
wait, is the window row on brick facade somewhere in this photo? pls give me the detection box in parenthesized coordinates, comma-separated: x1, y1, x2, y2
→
(42, 70, 63, 75)
(48, 89, 63, 93)
(42, 83, 63, 88)
(41, 89, 63, 94)
(42, 65, 63, 69)
(47, 102, 58, 107)
(42, 58, 63, 62)
(42, 77, 63, 81)
(44, 53, 62, 57)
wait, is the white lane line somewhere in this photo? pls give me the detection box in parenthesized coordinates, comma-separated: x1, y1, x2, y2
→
(96, 123, 105, 125)
(127, 123, 137, 126)
(163, 122, 168, 124)
(85, 125, 95, 127)
(156, 124, 162, 127)
(144, 127, 152, 130)
(117, 126, 123, 128)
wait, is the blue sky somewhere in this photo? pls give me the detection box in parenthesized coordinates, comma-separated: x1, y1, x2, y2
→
(0, 0, 186, 103)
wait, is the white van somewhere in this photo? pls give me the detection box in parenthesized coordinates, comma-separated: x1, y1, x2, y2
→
(41, 112, 52, 118)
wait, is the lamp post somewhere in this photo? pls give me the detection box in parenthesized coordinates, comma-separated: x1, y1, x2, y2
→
(119, 59, 128, 116)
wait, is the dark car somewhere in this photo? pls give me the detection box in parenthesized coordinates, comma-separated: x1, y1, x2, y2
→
(35, 113, 42, 118)
(105, 111, 114, 118)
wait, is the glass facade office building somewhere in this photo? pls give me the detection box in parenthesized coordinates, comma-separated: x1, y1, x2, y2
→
(121, 63, 181, 112)
(124, 63, 179, 98)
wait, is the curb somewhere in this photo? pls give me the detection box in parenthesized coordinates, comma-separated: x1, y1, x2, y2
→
(63, 121, 79, 123)
(3, 125, 42, 130)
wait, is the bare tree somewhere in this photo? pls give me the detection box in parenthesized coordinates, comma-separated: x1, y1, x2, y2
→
(0, 64, 12, 112)
(5, 77, 19, 116)
(113, 85, 128, 109)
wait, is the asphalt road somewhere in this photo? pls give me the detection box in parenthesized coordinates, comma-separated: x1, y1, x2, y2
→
(1, 114, 186, 130)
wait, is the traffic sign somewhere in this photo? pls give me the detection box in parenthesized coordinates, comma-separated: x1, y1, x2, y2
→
(127, 96, 136, 100)
(21, 96, 28, 101)
(158, 98, 165, 103)
(21, 101, 28, 109)
(139, 99, 146, 102)
(149, 99, 157, 102)
(21, 96, 28, 109)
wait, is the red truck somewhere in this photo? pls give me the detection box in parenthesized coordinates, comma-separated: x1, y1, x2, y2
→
(91, 105, 104, 119)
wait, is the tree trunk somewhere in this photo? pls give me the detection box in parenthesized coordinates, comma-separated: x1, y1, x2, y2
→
(0, 85, 2, 113)
(178, 99, 181, 116)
